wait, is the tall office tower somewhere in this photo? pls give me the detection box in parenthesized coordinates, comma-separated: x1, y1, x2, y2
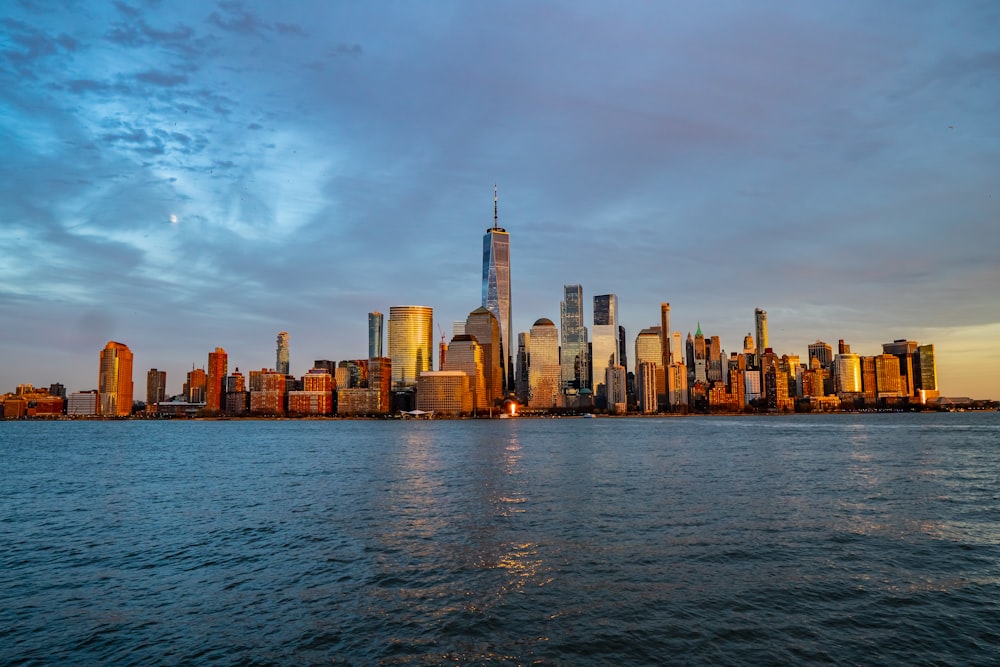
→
(875, 353, 903, 399)
(694, 323, 707, 384)
(708, 335, 723, 382)
(369, 357, 392, 413)
(808, 341, 833, 370)
(838, 339, 851, 355)
(368, 312, 384, 359)
(761, 349, 791, 411)
(833, 353, 862, 396)
(685, 332, 695, 381)
(276, 331, 290, 375)
(98, 341, 134, 417)
(465, 306, 503, 406)
(515, 332, 531, 404)
(882, 339, 919, 397)
(560, 285, 588, 392)
(605, 364, 627, 413)
(528, 318, 561, 409)
(482, 185, 513, 391)
(388, 305, 434, 388)
(659, 303, 671, 368)
(860, 356, 877, 404)
(915, 344, 939, 403)
(636, 361, 658, 414)
(592, 294, 619, 397)
(784, 354, 802, 398)
(667, 362, 689, 409)
(206, 347, 228, 412)
(634, 326, 664, 397)
(185, 367, 207, 403)
(443, 334, 487, 412)
(146, 368, 167, 406)
(754, 308, 769, 369)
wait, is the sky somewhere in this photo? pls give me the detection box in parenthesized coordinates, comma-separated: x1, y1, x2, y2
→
(1, 0, 998, 399)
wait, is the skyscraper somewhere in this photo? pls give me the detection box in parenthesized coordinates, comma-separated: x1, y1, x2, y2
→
(528, 318, 561, 409)
(388, 305, 434, 388)
(560, 284, 589, 392)
(754, 308, 768, 369)
(592, 294, 619, 398)
(98, 341, 134, 417)
(659, 303, 671, 368)
(368, 312, 383, 360)
(276, 331, 290, 375)
(146, 368, 166, 406)
(465, 306, 503, 406)
(206, 347, 228, 413)
(482, 185, 512, 391)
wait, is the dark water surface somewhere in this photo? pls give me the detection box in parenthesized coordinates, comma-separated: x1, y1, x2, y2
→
(3, 414, 999, 665)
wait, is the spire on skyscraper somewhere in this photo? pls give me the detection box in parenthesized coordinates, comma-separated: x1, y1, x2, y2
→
(494, 183, 498, 230)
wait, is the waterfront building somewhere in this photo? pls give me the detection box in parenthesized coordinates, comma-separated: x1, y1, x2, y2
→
(667, 362, 689, 409)
(754, 308, 769, 368)
(744, 369, 761, 404)
(729, 367, 746, 410)
(803, 356, 827, 398)
(605, 364, 627, 414)
(68, 390, 99, 416)
(915, 344, 939, 404)
(250, 369, 285, 415)
(337, 388, 382, 415)
(146, 369, 167, 406)
(335, 366, 352, 390)
(368, 357, 392, 413)
(276, 331, 290, 376)
(860, 356, 877, 404)
(289, 368, 334, 415)
(875, 353, 904, 400)
(762, 350, 793, 411)
(659, 303, 671, 367)
(636, 361, 658, 414)
(708, 335, 723, 383)
(528, 318, 561, 409)
(99, 341, 133, 417)
(465, 307, 503, 406)
(560, 285, 589, 392)
(185, 367, 207, 403)
(368, 312, 384, 359)
(206, 347, 227, 413)
(883, 339, 920, 398)
(389, 305, 434, 388)
(416, 371, 472, 415)
(443, 334, 487, 412)
(634, 326, 665, 397)
(833, 353, 862, 396)
(224, 368, 249, 415)
(592, 294, 619, 398)
(482, 185, 513, 391)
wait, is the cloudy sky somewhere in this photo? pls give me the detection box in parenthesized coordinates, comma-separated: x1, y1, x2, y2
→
(2, 0, 998, 399)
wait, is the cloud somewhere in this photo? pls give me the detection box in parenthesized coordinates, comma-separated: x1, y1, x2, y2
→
(134, 69, 189, 87)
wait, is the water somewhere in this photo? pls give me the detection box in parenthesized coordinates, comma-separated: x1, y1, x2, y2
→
(2, 413, 999, 665)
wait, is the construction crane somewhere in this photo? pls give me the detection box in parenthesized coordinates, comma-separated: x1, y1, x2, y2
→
(437, 324, 448, 370)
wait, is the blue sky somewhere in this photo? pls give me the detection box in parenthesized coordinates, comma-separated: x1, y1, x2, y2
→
(2, 1, 998, 399)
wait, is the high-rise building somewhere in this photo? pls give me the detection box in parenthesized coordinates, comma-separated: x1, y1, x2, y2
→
(592, 294, 619, 397)
(185, 367, 207, 403)
(694, 323, 707, 384)
(368, 356, 392, 413)
(808, 341, 833, 370)
(416, 371, 472, 416)
(368, 312, 384, 360)
(915, 344, 939, 404)
(98, 341, 134, 417)
(605, 364, 627, 414)
(560, 284, 589, 392)
(634, 326, 664, 398)
(276, 331, 290, 375)
(465, 307, 503, 406)
(882, 339, 919, 397)
(206, 347, 227, 413)
(636, 361, 658, 414)
(875, 353, 903, 399)
(443, 334, 487, 412)
(482, 185, 512, 391)
(659, 303, 671, 368)
(250, 369, 286, 415)
(388, 305, 434, 388)
(146, 368, 167, 406)
(833, 353, 862, 396)
(528, 318, 561, 409)
(515, 332, 531, 403)
(754, 308, 768, 368)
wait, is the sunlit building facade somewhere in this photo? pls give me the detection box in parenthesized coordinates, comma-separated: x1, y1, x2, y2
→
(99, 341, 133, 417)
(754, 308, 768, 369)
(206, 347, 227, 413)
(416, 371, 472, 415)
(368, 311, 383, 360)
(389, 305, 434, 388)
(465, 307, 503, 406)
(443, 335, 487, 412)
(146, 368, 167, 406)
(528, 318, 561, 409)
(592, 294, 619, 398)
(276, 331, 290, 376)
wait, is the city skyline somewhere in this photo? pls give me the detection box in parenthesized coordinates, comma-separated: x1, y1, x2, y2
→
(1, 2, 998, 399)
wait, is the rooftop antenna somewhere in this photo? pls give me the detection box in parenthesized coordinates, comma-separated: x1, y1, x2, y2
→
(493, 183, 498, 230)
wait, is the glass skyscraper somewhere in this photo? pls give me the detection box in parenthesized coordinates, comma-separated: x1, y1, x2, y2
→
(592, 294, 619, 397)
(276, 331, 290, 375)
(560, 284, 589, 391)
(482, 186, 512, 392)
(368, 311, 383, 360)
(388, 305, 434, 388)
